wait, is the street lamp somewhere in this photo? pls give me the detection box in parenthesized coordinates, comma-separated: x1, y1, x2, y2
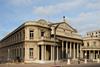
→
(84, 52, 87, 64)
(53, 22, 63, 66)
(49, 16, 66, 66)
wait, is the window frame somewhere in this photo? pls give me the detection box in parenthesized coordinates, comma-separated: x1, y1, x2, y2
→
(29, 30, 34, 39)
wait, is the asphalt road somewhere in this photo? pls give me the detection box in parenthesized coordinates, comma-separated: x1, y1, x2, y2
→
(0, 63, 100, 67)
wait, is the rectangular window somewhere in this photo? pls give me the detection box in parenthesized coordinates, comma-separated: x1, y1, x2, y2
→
(93, 42, 96, 47)
(41, 31, 44, 37)
(87, 42, 89, 47)
(29, 48, 33, 59)
(29, 30, 34, 39)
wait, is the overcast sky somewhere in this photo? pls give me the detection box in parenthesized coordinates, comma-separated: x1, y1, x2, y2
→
(0, 0, 100, 39)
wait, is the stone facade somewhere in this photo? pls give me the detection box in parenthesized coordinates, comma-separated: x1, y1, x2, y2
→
(82, 30, 100, 61)
(0, 19, 95, 63)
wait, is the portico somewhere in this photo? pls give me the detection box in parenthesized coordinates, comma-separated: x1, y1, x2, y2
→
(37, 38, 82, 62)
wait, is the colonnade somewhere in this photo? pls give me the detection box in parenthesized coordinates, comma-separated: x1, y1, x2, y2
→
(83, 50, 100, 60)
(8, 46, 24, 61)
(38, 40, 82, 61)
(61, 41, 81, 60)
(7, 40, 82, 62)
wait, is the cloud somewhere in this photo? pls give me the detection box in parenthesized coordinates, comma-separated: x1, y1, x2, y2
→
(86, 1, 100, 10)
(33, 0, 100, 16)
(70, 11, 100, 35)
(8, 0, 33, 6)
(8, 0, 43, 7)
(72, 11, 100, 23)
(33, 0, 83, 16)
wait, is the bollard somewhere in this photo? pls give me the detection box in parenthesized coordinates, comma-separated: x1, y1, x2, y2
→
(97, 59, 100, 63)
(67, 59, 70, 64)
(84, 59, 87, 64)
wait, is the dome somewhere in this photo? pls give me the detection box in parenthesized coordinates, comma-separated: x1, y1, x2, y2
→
(37, 19, 48, 25)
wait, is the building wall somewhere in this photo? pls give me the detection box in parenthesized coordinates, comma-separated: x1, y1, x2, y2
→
(82, 30, 100, 60)
(23, 20, 52, 62)
(83, 30, 100, 48)
(0, 19, 83, 63)
(25, 26, 51, 41)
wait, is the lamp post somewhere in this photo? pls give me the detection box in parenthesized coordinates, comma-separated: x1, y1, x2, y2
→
(53, 22, 63, 66)
(50, 16, 66, 66)
(84, 52, 87, 64)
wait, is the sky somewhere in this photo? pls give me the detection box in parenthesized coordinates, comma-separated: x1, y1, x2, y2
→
(0, 0, 100, 39)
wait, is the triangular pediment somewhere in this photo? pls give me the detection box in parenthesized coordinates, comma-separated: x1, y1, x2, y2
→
(57, 22, 77, 32)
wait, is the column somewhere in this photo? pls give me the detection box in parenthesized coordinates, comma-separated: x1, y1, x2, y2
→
(57, 46, 59, 61)
(97, 50, 99, 59)
(89, 51, 90, 59)
(11, 48, 13, 59)
(62, 41, 64, 59)
(10, 48, 12, 59)
(66, 41, 68, 58)
(16, 47, 17, 57)
(86, 51, 87, 59)
(51, 45, 53, 60)
(51, 45, 54, 61)
(21, 47, 23, 59)
(73, 43, 76, 59)
(17, 47, 19, 57)
(45, 45, 46, 60)
(84, 51, 87, 64)
(12, 48, 14, 60)
(93, 50, 95, 60)
(37, 45, 39, 60)
(96, 51, 97, 59)
(70, 42, 72, 57)
(97, 51, 100, 63)
(81, 50, 83, 59)
(8, 48, 10, 61)
(41, 45, 45, 61)
(52, 46, 54, 60)
(14, 48, 15, 58)
(80, 44, 83, 58)
(18, 47, 20, 57)
(99, 51, 100, 59)
(77, 43, 79, 58)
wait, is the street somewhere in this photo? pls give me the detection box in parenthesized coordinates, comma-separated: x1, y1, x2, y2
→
(0, 63, 100, 67)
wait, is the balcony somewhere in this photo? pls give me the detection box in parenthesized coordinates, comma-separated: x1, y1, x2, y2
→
(38, 36, 58, 45)
(40, 36, 58, 42)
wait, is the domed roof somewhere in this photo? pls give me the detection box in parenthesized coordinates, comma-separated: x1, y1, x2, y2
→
(37, 19, 48, 25)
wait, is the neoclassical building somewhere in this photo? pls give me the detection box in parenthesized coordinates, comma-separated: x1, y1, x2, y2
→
(0, 19, 83, 63)
(81, 30, 100, 61)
